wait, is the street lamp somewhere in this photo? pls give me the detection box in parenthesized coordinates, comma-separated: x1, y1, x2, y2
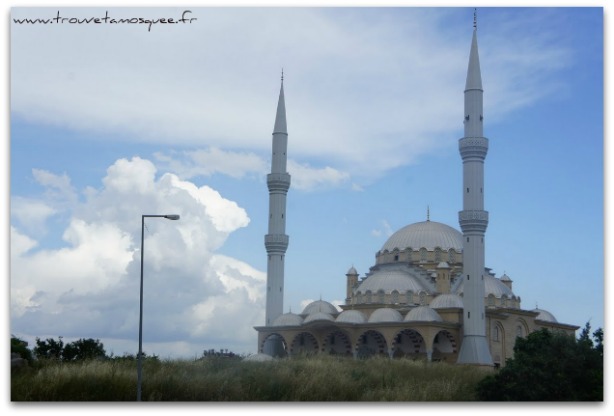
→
(137, 214, 180, 401)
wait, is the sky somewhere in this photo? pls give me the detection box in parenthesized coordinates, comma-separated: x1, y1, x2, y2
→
(5, 2, 605, 366)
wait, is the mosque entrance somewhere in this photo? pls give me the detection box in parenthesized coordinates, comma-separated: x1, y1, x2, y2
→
(355, 330, 388, 358)
(261, 333, 288, 357)
(392, 329, 426, 360)
(432, 330, 457, 362)
(322, 330, 352, 356)
(261, 334, 288, 358)
(289, 332, 319, 356)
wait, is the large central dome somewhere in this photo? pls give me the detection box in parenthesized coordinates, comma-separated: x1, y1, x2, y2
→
(381, 220, 463, 252)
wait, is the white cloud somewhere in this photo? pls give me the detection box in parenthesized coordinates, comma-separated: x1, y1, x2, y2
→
(10, 156, 265, 356)
(155, 148, 268, 180)
(32, 168, 78, 205)
(155, 147, 352, 191)
(371, 219, 393, 238)
(10, 8, 572, 182)
(10, 197, 57, 236)
(287, 160, 350, 191)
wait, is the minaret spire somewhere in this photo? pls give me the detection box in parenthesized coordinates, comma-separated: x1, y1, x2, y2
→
(264, 76, 291, 331)
(456, 13, 493, 367)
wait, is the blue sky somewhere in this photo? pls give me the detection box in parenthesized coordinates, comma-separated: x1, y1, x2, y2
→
(6, 3, 604, 362)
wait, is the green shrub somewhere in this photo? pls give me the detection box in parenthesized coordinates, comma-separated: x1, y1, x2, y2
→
(476, 324, 603, 401)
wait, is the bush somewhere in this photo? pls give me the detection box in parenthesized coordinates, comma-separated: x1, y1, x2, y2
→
(33, 337, 107, 362)
(476, 323, 603, 401)
(11, 336, 34, 364)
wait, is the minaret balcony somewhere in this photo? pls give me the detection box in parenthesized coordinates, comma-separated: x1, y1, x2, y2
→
(459, 210, 489, 233)
(267, 173, 291, 192)
(459, 137, 489, 161)
(265, 233, 289, 253)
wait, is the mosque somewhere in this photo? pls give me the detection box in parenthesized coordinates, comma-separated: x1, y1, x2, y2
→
(254, 16, 578, 367)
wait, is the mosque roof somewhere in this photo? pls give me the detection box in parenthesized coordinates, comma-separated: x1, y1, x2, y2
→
(336, 310, 367, 324)
(301, 300, 338, 316)
(347, 266, 358, 275)
(272, 312, 303, 327)
(455, 274, 516, 298)
(303, 311, 335, 324)
(355, 268, 428, 294)
(533, 308, 558, 323)
(500, 273, 512, 282)
(368, 308, 403, 323)
(404, 306, 443, 322)
(380, 220, 463, 253)
(430, 293, 464, 309)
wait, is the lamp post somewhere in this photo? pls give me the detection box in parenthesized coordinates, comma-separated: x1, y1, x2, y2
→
(137, 214, 180, 401)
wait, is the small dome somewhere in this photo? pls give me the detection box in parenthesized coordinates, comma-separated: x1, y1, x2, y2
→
(500, 273, 512, 282)
(347, 266, 358, 275)
(405, 306, 443, 322)
(533, 308, 558, 323)
(381, 221, 463, 253)
(430, 293, 464, 309)
(272, 312, 303, 327)
(455, 274, 516, 298)
(437, 261, 450, 269)
(303, 311, 334, 324)
(367, 308, 403, 323)
(355, 269, 427, 294)
(336, 310, 367, 324)
(301, 300, 338, 316)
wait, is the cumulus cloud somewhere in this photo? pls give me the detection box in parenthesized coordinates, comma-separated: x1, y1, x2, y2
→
(10, 157, 266, 356)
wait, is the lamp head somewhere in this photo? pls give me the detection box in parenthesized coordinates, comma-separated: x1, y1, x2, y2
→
(164, 214, 180, 220)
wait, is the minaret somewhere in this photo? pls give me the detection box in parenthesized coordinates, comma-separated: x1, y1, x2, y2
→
(264, 73, 290, 328)
(456, 13, 494, 366)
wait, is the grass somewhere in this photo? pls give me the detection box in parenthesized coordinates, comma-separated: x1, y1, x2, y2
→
(11, 355, 489, 401)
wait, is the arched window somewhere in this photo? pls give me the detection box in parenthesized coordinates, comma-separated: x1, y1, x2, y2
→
(493, 326, 500, 342)
(516, 325, 524, 338)
(501, 295, 508, 308)
(419, 291, 426, 305)
(366, 290, 372, 303)
(435, 247, 442, 261)
(356, 292, 363, 304)
(391, 290, 399, 304)
(448, 249, 456, 263)
(487, 294, 495, 307)
(406, 290, 414, 304)
(420, 248, 428, 262)
(377, 290, 385, 304)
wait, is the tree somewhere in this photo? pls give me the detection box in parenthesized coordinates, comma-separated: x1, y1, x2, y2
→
(476, 324, 603, 401)
(33, 337, 107, 361)
(33, 337, 64, 360)
(11, 335, 33, 364)
(62, 338, 106, 361)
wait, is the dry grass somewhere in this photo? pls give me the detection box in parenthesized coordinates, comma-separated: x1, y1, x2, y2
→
(11, 355, 488, 401)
